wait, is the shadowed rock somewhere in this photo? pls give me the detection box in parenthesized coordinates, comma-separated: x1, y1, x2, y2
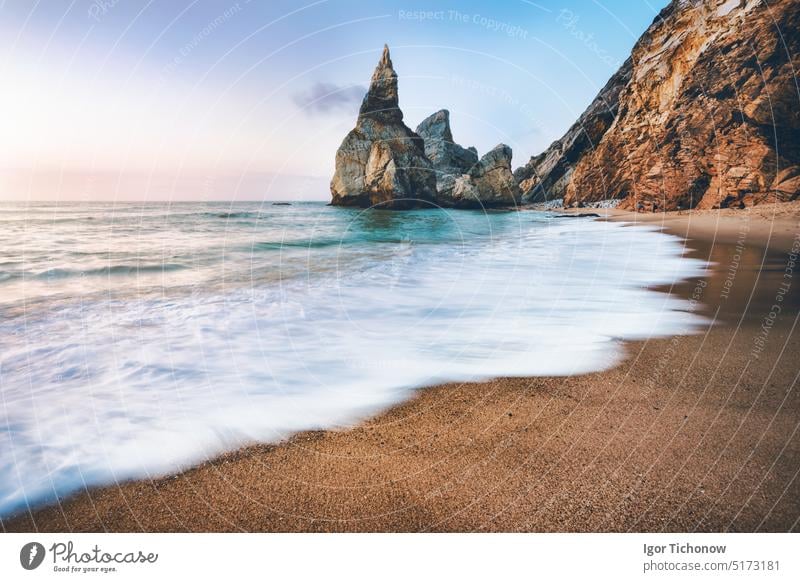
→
(415, 109, 479, 204)
(415, 110, 479, 180)
(357, 45, 403, 124)
(416, 110, 519, 208)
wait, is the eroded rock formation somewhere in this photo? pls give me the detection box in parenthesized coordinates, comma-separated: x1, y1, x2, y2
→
(467, 144, 521, 207)
(415, 110, 478, 200)
(330, 46, 436, 209)
(415, 110, 520, 208)
(332, 49, 520, 209)
(516, 0, 800, 210)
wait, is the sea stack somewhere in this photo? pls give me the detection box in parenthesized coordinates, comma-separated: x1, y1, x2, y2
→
(415, 110, 520, 208)
(415, 110, 478, 207)
(330, 45, 437, 209)
(415, 109, 478, 197)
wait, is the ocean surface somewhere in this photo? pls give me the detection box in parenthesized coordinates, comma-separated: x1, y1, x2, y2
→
(0, 201, 708, 517)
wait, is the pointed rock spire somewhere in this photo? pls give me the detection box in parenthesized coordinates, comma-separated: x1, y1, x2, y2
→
(379, 43, 391, 67)
(416, 109, 454, 144)
(330, 45, 436, 209)
(358, 44, 403, 123)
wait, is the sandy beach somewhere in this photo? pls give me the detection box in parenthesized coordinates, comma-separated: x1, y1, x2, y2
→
(5, 204, 800, 533)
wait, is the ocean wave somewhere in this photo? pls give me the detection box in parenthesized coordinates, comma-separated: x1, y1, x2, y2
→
(205, 211, 262, 219)
(251, 239, 345, 250)
(33, 263, 187, 279)
(0, 208, 709, 517)
(250, 236, 456, 251)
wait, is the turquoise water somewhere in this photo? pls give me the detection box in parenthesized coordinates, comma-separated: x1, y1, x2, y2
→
(0, 201, 707, 517)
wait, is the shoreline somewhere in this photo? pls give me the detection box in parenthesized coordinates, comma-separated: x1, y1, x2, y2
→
(5, 205, 800, 532)
(554, 200, 800, 252)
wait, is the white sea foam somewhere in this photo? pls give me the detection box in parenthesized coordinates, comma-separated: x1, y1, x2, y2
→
(0, 205, 707, 516)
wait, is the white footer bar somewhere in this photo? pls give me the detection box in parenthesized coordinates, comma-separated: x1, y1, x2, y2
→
(1, 533, 797, 581)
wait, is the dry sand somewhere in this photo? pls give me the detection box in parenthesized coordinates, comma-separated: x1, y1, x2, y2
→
(5, 204, 800, 532)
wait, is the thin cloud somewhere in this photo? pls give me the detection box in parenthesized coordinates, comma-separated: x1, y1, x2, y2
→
(292, 81, 366, 115)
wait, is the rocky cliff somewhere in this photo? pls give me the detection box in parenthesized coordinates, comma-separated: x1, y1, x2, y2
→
(517, 0, 800, 210)
(513, 58, 632, 203)
(330, 46, 437, 209)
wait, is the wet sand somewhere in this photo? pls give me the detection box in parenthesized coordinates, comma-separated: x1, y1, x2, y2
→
(5, 204, 800, 532)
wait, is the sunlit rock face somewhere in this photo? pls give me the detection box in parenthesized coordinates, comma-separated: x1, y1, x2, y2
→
(516, 0, 800, 211)
(513, 59, 632, 204)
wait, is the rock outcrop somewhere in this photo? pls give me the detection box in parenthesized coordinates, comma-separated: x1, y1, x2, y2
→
(513, 59, 632, 202)
(330, 46, 437, 209)
(516, 0, 800, 210)
(467, 144, 521, 206)
(415, 110, 478, 199)
(415, 110, 520, 208)
(331, 48, 520, 210)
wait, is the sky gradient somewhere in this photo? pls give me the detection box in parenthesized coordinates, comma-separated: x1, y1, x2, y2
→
(0, 0, 666, 200)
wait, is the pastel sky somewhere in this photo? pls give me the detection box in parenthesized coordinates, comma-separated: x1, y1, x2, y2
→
(0, 0, 665, 201)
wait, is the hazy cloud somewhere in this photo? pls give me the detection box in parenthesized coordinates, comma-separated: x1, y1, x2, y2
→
(292, 82, 366, 115)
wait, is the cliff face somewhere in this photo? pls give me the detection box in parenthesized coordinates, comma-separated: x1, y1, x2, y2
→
(330, 46, 437, 209)
(514, 58, 632, 203)
(520, 0, 800, 210)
